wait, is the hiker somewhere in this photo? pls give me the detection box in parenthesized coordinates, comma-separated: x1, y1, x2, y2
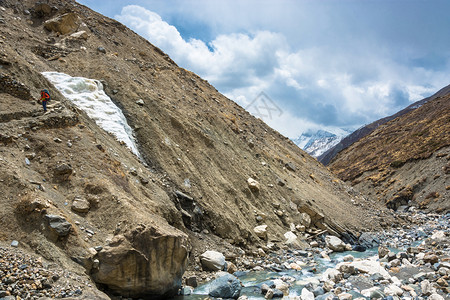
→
(39, 89, 50, 112)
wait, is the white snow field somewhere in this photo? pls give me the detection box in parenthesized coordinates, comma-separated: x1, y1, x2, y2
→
(42, 72, 140, 157)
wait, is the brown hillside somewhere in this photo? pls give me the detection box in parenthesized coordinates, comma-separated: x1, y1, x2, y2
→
(0, 0, 397, 298)
(330, 94, 450, 212)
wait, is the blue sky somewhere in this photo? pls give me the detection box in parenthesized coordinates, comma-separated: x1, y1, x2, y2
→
(77, 0, 450, 138)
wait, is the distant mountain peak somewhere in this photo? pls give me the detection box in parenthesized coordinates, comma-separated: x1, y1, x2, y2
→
(293, 129, 351, 157)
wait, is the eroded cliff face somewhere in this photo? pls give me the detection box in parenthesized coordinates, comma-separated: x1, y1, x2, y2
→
(0, 0, 396, 297)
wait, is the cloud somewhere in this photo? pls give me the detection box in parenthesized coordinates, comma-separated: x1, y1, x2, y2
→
(115, 4, 450, 138)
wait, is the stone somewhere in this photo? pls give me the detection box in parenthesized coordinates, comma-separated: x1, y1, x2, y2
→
(300, 212, 312, 227)
(339, 293, 353, 300)
(181, 286, 193, 295)
(323, 280, 334, 292)
(45, 214, 72, 237)
(285, 162, 297, 172)
(436, 278, 448, 287)
(44, 13, 80, 35)
(322, 268, 343, 282)
(227, 261, 237, 274)
(338, 263, 356, 275)
(423, 253, 439, 264)
(421, 280, 435, 296)
(265, 289, 274, 299)
(284, 231, 298, 245)
(186, 276, 198, 288)
(384, 284, 403, 296)
(343, 255, 354, 262)
(97, 47, 106, 54)
(296, 225, 306, 232)
(91, 225, 188, 298)
(272, 289, 284, 298)
(71, 197, 90, 213)
(300, 288, 314, 300)
(361, 287, 384, 299)
(247, 177, 260, 192)
(136, 99, 144, 106)
(208, 273, 242, 299)
(10, 240, 19, 247)
(254, 225, 268, 240)
(53, 163, 73, 181)
(342, 259, 390, 278)
(378, 245, 389, 258)
(325, 235, 346, 252)
(313, 286, 325, 296)
(310, 241, 319, 248)
(200, 250, 226, 271)
(428, 294, 445, 300)
(70, 31, 88, 40)
(258, 248, 266, 257)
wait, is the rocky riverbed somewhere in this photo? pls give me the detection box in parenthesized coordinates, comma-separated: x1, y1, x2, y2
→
(177, 211, 449, 300)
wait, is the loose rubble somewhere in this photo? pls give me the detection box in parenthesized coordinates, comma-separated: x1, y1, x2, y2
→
(181, 212, 450, 299)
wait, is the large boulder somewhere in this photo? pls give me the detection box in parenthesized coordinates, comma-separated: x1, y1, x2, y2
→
(208, 273, 242, 299)
(91, 224, 188, 298)
(44, 13, 80, 35)
(45, 214, 72, 237)
(325, 235, 346, 252)
(200, 250, 226, 271)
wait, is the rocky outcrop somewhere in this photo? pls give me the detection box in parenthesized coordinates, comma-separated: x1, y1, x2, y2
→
(44, 13, 80, 35)
(91, 224, 189, 298)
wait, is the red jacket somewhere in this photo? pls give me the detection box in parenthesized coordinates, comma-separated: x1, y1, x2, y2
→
(40, 91, 50, 102)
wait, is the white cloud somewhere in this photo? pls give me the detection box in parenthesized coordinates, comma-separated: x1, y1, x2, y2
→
(115, 5, 449, 139)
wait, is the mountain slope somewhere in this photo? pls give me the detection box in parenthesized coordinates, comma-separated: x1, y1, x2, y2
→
(319, 84, 450, 165)
(329, 93, 450, 212)
(0, 0, 395, 298)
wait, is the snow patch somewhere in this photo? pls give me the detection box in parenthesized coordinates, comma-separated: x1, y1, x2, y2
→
(42, 72, 140, 157)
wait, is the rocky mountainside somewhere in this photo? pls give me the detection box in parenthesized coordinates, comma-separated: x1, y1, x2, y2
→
(319, 84, 450, 165)
(329, 94, 450, 213)
(293, 129, 351, 158)
(0, 0, 396, 298)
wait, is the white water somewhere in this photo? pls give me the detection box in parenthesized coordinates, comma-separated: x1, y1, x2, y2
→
(42, 72, 140, 157)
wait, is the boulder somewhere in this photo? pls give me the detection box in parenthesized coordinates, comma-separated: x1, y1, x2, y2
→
(300, 287, 314, 300)
(247, 178, 260, 193)
(378, 245, 389, 258)
(45, 214, 72, 237)
(325, 235, 346, 252)
(341, 259, 390, 278)
(200, 250, 226, 271)
(44, 13, 80, 35)
(208, 273, 242, 299)
(91, 224, 188, 298)
(254, 225, 268, 240)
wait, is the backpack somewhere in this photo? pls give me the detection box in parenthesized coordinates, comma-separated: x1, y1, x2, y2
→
(41, 89, 51, 102)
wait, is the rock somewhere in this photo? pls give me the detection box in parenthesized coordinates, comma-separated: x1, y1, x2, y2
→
(310, 241, 319, 248)
(313, 286, 325, 296)
(436, 278, 448, 287)
(378, 245, 389, 258)
(136, 99, 144, 106)
(338, 263, 356, 275)
(322, 268, 343, 282)
(423, 253, 439, 264)
(300, 212, 312, 227)
(428, 294, 445, 300)
(181, 286, 193, 295)
(276, 177, 285, 186)
(258, 248, 266, 257)
(338, 293, 352, 300)
(285, 162, 297, 172)
(420, 279, 435, 296)
(325, 235, 346, 252)
(97, 47, 106, 54)
(343, 255, 354, 262)
(296, 225, 306, 232)
(358, 232, 380, 248)
(361, 287, 384, 299)
(200, 250, 226, 271)
(284, 231, 298, 245)
(272, 289, 284, 298)
(10, 240, 19, 247)
(53, 163, 73, 181)
(254, 225, 268, 240)
(91, 225, 188, 298)
(430, 231, 446, 242)
(227, 261, 237, 274)
(247, 177, 260, 193)
(44, 13, 80, 35)
(342, 259, 390, 278)
(352, 245, 366, 252)
(186, 276, 198, 288)
(71, 197, 90, 213)
(45, 214, 72, 237)
(384, 284, 403, 296)
(265, 288, 274, 299)
(34, 3, 53, 17)
(70, 31, 88, 40)
(208, 273, 242, 299)
(323, 280, 334, 292)
(301, 288, 314, 300)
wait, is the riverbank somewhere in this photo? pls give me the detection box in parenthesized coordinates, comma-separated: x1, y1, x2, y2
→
(179, 211, 449, 299)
